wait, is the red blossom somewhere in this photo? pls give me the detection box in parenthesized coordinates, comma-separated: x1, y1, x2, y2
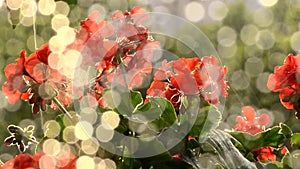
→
(146, 56, 229, 108)
(0, 151, 76, 169)
(72, 7, 160, 107)
(2, 44, 72, 114)
(2, 50, 31, 104)
(251, 146, 276, 162)
(234, 106, 270, 135)
(267, 53, 300, 117)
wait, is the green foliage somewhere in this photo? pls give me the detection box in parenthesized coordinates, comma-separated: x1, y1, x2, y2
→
(230, 124, 292, 152)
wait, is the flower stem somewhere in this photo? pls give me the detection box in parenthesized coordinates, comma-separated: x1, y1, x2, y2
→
(53, 97, 73, 120)
(28, 137, 39, 145)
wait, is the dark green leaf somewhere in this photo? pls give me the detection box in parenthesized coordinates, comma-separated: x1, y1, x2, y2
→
(141, 97, 177, 131)
(279, 123, 292, 139)
(230, 126, 287, 152)
(131, 90, 143, 108)
(102, 88, 143, 117)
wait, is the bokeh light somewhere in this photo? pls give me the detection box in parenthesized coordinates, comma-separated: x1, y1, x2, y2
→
(240, 24, 259, 46)
(76, 156, 95, 169)
(75, 121, 94, 140)
(39, 155, 57, 169)
(208, 1, 228, 21)
(49, 35, 66, 53)
(258, 0, 278, 7)
(43, 139, 61, 156)
(217, 26, 237, 47)
(218, 43, 237, 59)
(98, 159, 117, 169)
(81, 137, 99, 155)
(63, 126, 79, 144)
(95, 124, 114, 142)
(184, 1, 205, 22)
(253, 9, 273, 28)
(56, 26, 75, 45)
(6, 0, 22, 10)
(54, 1, 70, 16)
(44, 120, 61, 138)
(51, 14, 69, 32)
(290, 31, 300, 52)
(255, 30, 275, 50)
(101, 111, 120, 130)
(80, 107, 98, 125)
(62, 49, 82, 69)
(21, 0, 38, 17)
(38, 0, 56, 16)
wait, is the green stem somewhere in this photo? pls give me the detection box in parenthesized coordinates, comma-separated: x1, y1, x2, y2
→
(28, 137, 39, 145)
(53, 97, 73, 120)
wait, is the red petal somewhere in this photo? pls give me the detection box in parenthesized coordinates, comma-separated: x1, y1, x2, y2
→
(258, 114, 270, 126)
(36, 43, 51, 65)
(242, 106, 256, 121)
(112, 10, 124, 20)
(170, 75, 198, 95)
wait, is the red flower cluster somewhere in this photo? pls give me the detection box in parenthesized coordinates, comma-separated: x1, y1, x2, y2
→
(0, 151, 76, 169)
(146, 56, 229, 107)
(233, 106, 284, 162)
(234, 106, 270, 135)
(68, 7, 159, 107)
(267, 53, 300, 118)
(251, 146, 276, 162)
(2, 44, 72, 114)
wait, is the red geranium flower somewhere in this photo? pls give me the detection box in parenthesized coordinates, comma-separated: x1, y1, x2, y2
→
(234, 106, 270, 135)
(267, 53, 300, 118)
(147, 56, 229, 108)
(0, 151, 76, 169)
(251, 146, 276, 162)
(71, 7, 159, 107)
(2, 44, 72, 114)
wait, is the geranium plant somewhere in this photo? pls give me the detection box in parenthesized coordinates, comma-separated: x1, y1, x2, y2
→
(1, 2, 300, 169)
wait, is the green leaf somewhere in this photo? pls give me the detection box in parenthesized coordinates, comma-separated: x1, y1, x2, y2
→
(102, 87, 144, 117)
(131, 90, 143, 108)
(138, 97, 177, 131)
(279, 123, 292, 139)
(291, 133, 300, 148)
(230, 126, 287, 152)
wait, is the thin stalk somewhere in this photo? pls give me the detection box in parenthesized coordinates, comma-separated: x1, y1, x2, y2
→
(28, 137, 39, 145)
(53, 97, 73, 120)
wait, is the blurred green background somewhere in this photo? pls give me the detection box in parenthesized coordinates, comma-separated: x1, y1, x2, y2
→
(0, 0, 300, 162)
